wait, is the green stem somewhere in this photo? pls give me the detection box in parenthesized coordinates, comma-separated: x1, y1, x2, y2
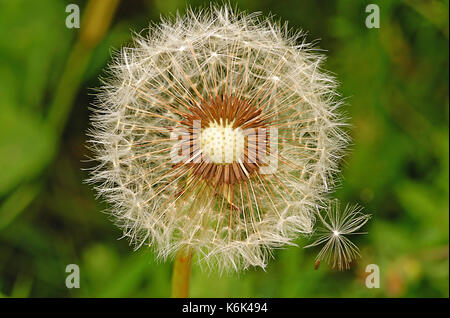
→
(171, 248, 193, 298)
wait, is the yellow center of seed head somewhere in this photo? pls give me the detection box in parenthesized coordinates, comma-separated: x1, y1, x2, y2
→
(200, 119, 245, 164)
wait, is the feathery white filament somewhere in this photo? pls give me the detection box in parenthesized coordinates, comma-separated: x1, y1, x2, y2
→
(305, 200, 371, 270)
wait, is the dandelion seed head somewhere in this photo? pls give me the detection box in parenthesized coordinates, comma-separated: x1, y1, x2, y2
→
(87, 5, 349, 272)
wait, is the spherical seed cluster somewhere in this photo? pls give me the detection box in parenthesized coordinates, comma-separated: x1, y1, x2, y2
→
(88, 5, 348, 272)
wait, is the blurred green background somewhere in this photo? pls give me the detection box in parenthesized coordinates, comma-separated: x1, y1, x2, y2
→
(0, 0, 448, 298)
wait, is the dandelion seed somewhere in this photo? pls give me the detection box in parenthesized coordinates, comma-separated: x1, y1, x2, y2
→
(88, 5, 348, 272)
(314, 259, 321, 270)
(305, 199, 371, 270)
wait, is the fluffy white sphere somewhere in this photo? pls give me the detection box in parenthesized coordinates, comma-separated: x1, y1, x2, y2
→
(88, 5, 348, 272)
